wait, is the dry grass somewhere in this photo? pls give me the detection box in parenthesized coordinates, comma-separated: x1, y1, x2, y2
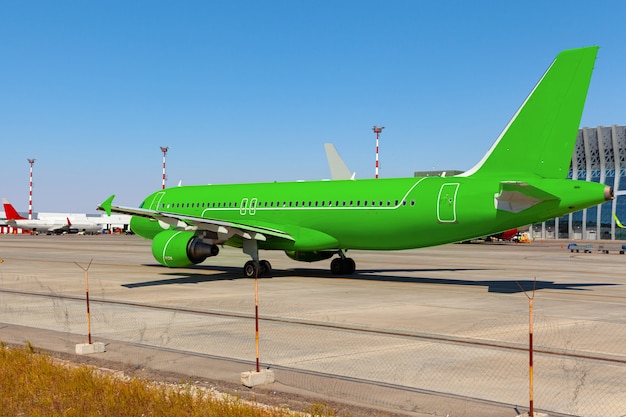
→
(0, 342, 346, 417)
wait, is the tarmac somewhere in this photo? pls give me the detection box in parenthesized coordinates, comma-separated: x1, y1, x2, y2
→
(1, 234, 625, 417)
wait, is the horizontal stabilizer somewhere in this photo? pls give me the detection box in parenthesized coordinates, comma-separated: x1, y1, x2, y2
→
(495, 181, 558, 213)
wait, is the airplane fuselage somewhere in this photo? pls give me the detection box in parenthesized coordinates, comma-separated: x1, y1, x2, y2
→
(131, 176, 609, 251)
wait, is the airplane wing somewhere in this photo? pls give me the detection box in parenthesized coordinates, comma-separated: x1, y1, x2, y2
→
(97, 195, 294, 242)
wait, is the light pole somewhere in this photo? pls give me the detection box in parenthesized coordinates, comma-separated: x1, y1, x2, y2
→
(160, 146, 169, 189)
(27, 158, 35, 219)
(372, 126, 384, 179)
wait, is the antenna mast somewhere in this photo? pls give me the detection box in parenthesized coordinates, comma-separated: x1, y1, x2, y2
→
(160, 146, 169, 189)
(27, 158, 35, 219)
(372, 126, 384, 179)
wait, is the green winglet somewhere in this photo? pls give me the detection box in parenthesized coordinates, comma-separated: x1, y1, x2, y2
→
(613, 213, 625, 229)
(98, 194, 115, 216)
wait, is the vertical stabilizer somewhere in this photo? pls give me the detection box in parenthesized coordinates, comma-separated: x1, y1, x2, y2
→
(2, 198, 27, 220)
(324, 143, 354, 180)
(461, 46, 598, 179)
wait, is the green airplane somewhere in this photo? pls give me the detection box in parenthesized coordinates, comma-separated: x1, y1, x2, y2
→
(99, 46, 612, 277)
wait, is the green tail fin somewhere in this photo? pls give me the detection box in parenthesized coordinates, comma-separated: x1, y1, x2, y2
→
(462, 46, 598, 179)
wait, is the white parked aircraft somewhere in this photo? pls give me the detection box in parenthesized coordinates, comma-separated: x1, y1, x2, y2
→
(2, 198, 103, 234)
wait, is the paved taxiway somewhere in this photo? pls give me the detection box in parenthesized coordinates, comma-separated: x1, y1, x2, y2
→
(1, 234, 625, 416)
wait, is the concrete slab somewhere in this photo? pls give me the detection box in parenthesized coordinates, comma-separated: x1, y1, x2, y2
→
(241, 369, 275, 387)
(75, 342, 106, 355)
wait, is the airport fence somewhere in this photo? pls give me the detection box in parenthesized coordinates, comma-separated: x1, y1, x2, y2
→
(1, 278, 626, 416)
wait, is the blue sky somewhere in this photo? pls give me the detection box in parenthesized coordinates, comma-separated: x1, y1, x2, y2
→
(2, 1, 625, 213)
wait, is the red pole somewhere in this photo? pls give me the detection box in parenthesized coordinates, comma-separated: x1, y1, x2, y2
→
(372, 126, 384, 179)
(85, 268, 92, 344)
(75, 260, 94, 345)
(529, 297, 534, 416)
(160, 146, 169, 189)
(517, 279, 536, 417)
(254, 265, 260, 372)
(27, 159, 35, 220)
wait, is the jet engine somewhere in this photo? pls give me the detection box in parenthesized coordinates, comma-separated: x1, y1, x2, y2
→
(284, 250, 335, 263)
(152, 230, 219, 267)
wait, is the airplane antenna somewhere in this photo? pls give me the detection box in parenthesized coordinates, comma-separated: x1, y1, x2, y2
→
(160, 146, 169, 189)
(372, 126, 384, 179)
(27, 158, 35, 220)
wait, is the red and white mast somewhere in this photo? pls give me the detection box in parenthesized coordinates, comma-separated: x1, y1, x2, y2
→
(160, 146, 169, 189)
(27, 158, 35, 219)
(372, 126, 384, 179)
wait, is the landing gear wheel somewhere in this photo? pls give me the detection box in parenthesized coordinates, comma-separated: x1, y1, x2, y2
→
(331, 258, 343, 275)
(244, 260, 259, 278)
(330, 257, 356, 275)
(344, 257, 356, 274)
(259, 260, 272, 277)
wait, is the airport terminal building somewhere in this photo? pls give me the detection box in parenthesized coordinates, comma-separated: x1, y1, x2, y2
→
(532, 125, 626, 240)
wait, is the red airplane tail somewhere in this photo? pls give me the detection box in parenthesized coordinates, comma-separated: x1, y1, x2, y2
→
(2, 198, 27, 220)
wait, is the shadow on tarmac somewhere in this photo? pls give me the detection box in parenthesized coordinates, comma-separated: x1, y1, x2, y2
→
(121, 264, 617, 294)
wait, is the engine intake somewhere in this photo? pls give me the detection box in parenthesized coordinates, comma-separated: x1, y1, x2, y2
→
(152, 230, 219, 267)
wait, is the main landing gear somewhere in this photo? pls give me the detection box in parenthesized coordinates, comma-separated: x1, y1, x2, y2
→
(330, 251, 356, 275)
(242, 239, 272, 277)
(243, 260, 272, 278)
(241, 239, 355, 277)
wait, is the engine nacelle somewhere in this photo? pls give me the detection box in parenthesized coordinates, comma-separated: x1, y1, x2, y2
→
(284, 250, 335, 263)
(152, 230, 219, 267)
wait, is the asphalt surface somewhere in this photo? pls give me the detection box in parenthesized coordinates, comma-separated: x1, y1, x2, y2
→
(1, 234, 625, 417)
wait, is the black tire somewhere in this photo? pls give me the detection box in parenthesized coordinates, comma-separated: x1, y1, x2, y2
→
(330, 258, 343, 275)
(344, 258, 356, 274)
(259, 260, 272, 276)
(244, 260, 259, 278)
